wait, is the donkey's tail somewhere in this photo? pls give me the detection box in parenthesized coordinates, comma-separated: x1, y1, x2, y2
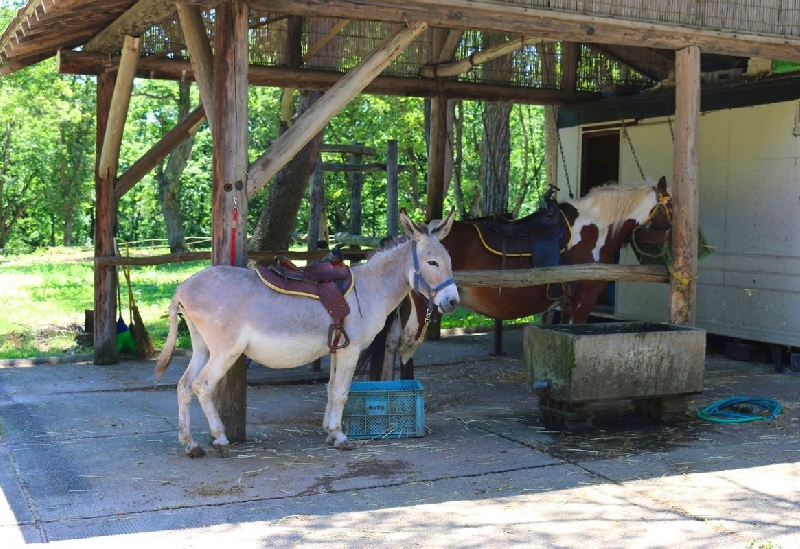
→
(154, 294, 180, 381)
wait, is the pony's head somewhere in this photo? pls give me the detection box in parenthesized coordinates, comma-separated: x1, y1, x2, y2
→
(647, 176, 672, 231)
(399, 208, 459, 314)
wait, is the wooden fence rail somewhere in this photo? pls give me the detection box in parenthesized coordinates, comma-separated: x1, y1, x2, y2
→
(95, 252, 668, 285)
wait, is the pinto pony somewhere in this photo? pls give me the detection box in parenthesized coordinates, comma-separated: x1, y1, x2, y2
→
(155, 209, 459, 456)
(365, 178, 672, 380)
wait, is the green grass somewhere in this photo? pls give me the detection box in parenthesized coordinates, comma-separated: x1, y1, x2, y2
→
(0, 247, 205, 359)
(0, 247, 536, 360)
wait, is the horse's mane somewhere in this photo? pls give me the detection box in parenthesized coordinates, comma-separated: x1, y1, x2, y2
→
(567, 183, 657, 236)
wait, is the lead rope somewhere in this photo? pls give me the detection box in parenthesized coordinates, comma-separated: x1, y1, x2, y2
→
(230, 197, 238, 266)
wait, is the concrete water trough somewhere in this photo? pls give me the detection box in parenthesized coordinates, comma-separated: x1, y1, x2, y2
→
(524, 322, 706, 429)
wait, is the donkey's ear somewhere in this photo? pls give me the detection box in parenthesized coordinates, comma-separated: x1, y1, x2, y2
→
(399, 209, 423, 240)
(431, 207, 455, 241)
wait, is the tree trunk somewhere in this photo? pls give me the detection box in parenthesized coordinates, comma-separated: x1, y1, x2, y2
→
(248, 89, 324, 255)
(155, 81, 194, 253)
(480, 102, 511, 215)
(479, 32, 512, 217)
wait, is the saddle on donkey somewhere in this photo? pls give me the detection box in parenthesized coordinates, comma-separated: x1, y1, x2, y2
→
(255, 245, 353, 350)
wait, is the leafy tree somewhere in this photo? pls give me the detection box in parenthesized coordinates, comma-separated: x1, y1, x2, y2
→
(0, 57, 94, 251)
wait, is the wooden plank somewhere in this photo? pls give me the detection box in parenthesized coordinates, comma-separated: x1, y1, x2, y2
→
(83, 0, 177, 54)
(57, 51, 599, 104)
(176, 2, 214, 128)
(246, 21, 428, 198)
(115, 105, 206, 200)
(211, 0, 249, 445)
(93, 72, 118, 365)
(97, 35, 140, 180)
(670, 45, 700, 326)
(252, 0, 800, 61)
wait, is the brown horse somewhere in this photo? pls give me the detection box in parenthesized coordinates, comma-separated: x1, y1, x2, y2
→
(361, 177, 672, 380)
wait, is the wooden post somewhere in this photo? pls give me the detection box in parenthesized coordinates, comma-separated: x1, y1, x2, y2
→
(211, 0, 249, 444)
(427, 96, 447, 222)
(670, 45, 701, 326)
(307, 159, 323, 250)
(93, 72, 118, 365)
(386, 139, 399, 236)
(94, 35, 139, 364)
(348, 142, 364, 237)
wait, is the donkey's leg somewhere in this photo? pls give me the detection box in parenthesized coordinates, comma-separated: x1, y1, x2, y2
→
(177, 325, 210, 457)
(324, 349, 359, 449)
(323, 353, 338, 441)
(192, 350, 239, 457)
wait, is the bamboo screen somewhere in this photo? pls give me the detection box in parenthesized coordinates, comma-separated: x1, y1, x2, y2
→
(139, 12, 659, 93)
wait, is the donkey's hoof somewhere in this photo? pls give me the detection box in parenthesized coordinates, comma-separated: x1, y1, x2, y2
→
(214, 444, 230, 458)
(186, 444, 206, 458)
(333, 437, 355, 451)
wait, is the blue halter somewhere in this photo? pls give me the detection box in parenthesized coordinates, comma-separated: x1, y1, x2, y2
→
(411, 239, 456, 314)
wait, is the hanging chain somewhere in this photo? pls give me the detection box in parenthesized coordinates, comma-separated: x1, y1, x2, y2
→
(555, 107, 574, 199)
(540, 41, 573, 198)
(622, 124, 646, 182)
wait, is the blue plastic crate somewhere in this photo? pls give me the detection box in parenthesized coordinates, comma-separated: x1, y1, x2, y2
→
(341, 380, 425, 439)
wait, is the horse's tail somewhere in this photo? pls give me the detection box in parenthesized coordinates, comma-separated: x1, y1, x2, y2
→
(154, 294, 180, 381)
(355, 310, 396, 379)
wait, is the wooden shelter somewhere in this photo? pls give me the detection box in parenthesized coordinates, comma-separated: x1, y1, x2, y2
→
(4, 0, 800, 438)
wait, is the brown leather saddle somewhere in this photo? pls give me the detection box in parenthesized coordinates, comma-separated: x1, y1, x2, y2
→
(255, 247, 353, 350)
(466, 194, 565, 270)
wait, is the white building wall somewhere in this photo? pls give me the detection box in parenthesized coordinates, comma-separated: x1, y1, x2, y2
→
(559, 100, 800, 347)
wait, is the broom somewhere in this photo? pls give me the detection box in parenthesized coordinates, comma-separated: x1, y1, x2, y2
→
(116, 269, 137, 354)
(122, 243, 155, 359)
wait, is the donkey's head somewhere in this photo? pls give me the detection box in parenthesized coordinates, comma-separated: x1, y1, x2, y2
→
(400, 208, 459, 314)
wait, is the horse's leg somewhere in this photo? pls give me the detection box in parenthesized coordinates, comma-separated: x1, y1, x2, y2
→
(567, 282, 608, 324)
(191, 350, 239, 457)
(324, 349, 359, 449)
(381, 316, 401, 381)
(177, 321, 210, 458)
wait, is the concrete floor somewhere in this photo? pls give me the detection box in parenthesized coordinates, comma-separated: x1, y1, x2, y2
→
(0, 328, 798, 548)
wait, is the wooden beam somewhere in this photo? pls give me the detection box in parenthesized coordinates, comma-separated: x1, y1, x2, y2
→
(84, 0, 178, 55)
(115, 105, 206, 200)
(670, 45, 700, 326)
(246, 21, 429, 198)
(176, 2, 214, 128)
(251, 0, 800, 61)
(57, 51, 598, 104)
(420, 35, 547, 78)
(98, 35, 140, 180)
(455, 264, 669, 286)
(303, 19, 350, 62)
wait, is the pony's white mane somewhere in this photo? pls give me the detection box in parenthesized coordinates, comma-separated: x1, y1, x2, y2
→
(567, 183, 657, 237)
